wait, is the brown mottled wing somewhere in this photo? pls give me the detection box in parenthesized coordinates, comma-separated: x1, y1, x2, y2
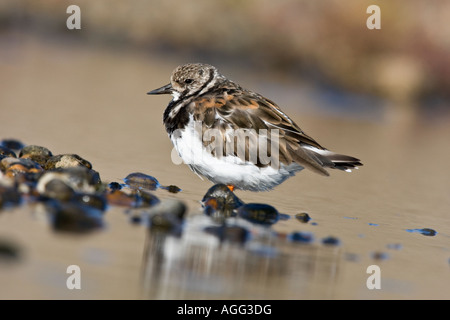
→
(190, 83, 330, 175)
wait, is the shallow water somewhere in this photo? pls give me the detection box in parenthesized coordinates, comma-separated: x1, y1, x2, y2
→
(1, 34, 449, 299)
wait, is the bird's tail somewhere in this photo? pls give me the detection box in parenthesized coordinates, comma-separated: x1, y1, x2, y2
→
(302, 146, 363, 173)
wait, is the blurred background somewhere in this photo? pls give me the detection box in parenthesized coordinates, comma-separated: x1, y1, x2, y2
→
(2, 0, 450, 106)
(1, 0, 450, 299)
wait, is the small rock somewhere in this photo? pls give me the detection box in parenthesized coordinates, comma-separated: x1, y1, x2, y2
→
(123, 172, 160, 190)
(161, 185, 182, 193)
(108, 182, 122, 191)
(295, 212, 311, 223)
(19, 145, 53, 167)
(44, 154, 92, 170)
(3, 158, 43, 180)
(0, 157, 19, 172)
(37, 167, 101, 194)
(0, 146, 16, 158)
(0, 139, 24, 151)
(41, 179, 75, 201)
(202, 184, 244, 220)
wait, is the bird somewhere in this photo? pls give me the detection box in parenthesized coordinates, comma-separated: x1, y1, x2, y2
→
(148, 63, 362, 192)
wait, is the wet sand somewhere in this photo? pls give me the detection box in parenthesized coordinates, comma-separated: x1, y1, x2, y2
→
(1, 33, 450, 299)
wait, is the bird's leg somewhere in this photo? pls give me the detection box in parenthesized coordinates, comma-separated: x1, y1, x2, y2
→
(226, 184, 235, 192)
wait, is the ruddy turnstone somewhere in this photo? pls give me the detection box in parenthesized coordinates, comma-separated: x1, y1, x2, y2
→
(148, 63, 362, 191)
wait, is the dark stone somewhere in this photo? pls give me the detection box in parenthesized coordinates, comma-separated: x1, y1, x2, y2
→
(108, 182, 122, 191)
(164, 185, 182, 193)
(123, 172, 160, 190)
(295, 212, 311, 223)
(202, 184, 244, 221)
(45, 154, 92, 170)
(0, 146, 16, 158)
(19, 145, 53, 167)
(0, 139, 25, 151)
(42, 179, 75, 201)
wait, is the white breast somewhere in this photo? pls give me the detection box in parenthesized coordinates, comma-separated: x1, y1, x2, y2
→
(169, 116, 304, 191)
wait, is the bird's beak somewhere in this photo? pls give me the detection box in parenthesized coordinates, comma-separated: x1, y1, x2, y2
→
(147, 83, 173, 95)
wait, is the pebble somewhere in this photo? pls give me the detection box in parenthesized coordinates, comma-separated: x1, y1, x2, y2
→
(295, 212, 311, 223)
(0, 146, 16, 158)
(108, 182, 122, 191)
(44, 154, 92, 170)
(40, 178, 75, 201)
(3, 158, 44, 180)
(0, 139, 24, 151)
(37, 167, 101, 194)
(0, 157, 20, 171)
(123, 172, 160, 190)
(202, 184, 244, 220)
(237, 203, 279, 226)
(19, 145, 53, 167)
(161, 185, 182, 193)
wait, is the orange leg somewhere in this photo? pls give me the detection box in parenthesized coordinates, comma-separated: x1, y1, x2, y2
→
(226, 185, 235, 192)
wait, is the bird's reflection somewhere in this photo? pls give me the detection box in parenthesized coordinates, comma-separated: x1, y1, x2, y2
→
(141, 209, 342, 299)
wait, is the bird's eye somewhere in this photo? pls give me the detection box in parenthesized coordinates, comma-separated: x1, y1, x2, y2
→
(184, 79, 193, 84)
